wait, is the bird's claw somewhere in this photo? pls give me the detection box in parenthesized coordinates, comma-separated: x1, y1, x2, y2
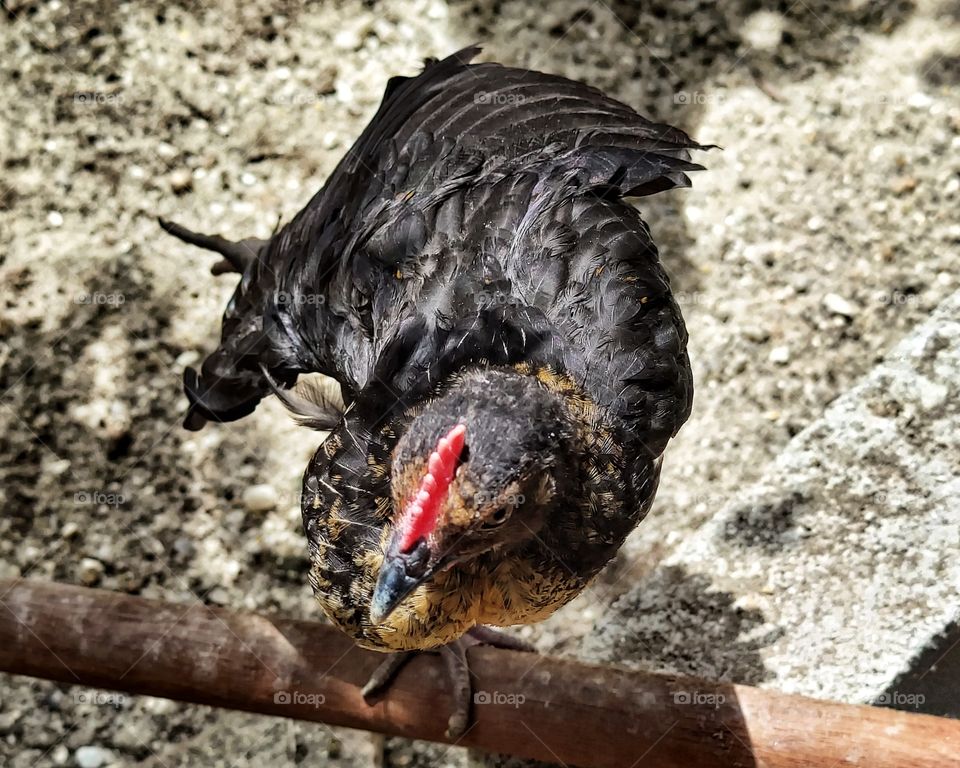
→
(440, 640, 471, 739)
(360, 627, 536, 740)
(466, 625, 537, 652)
(361, 650, 414, 701)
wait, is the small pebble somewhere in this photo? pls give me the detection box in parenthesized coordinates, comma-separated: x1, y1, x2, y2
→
(741, 10, 784, 52)
(48, 211, 64, 227)
(769, 345, 791, 364)
(314, 64, 338, 95)
(327, 736, 343, 758)
(75, 746, 113, 768)
(0, 710, 20, 730)
(207, 587, 230, 605)
(142, 696, 178, 715)
(45, 458, 71, 476)
(78, 558, 105, 586)
(243, 484, 278, 512)
(61, 522, 80, 539)
(822, 292, 858, 318)
(890, 175, 918, 195)
(173, 536, 196, 559)
(174, 350, 200, 368)
(169, 169, 192, 194)
(333, 28, 363, 51)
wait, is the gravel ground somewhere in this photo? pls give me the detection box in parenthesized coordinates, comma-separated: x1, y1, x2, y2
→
(1, 0, 958, 766)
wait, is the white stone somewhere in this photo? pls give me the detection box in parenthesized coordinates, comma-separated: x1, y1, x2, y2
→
(75, 746, 113, 768)
(769, 345, 791, 364)
(78, 558, 105, 586)
(243, 484, 278, 512)
(333, 28, 363, 51)
(741, 11, 784, 51)
(822, 292, 858, 317)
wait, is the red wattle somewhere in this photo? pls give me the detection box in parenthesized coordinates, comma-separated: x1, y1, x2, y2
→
(398, 424, 466, 552)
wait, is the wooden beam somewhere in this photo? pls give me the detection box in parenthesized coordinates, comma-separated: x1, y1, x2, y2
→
(0, 579, 957, 767)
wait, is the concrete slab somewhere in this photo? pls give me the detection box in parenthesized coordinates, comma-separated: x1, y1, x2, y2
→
(584, 291, 960, 710)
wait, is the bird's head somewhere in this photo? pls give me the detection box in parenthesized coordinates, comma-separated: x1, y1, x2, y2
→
(369, 368, 576, 624)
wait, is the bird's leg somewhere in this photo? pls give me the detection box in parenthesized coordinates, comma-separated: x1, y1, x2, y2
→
(361, 629, 536, 740)
(361, 644, 472, 738)
(442, 629, 536, 737)
(439, 640, 471, 739)
(466, 625, 537, 652)
(361, 650, 416, 699)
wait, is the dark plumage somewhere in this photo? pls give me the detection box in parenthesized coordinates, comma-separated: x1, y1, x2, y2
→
(163, 47, 705, 736)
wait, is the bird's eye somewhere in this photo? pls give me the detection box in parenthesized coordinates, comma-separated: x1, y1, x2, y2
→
(481, 506, 513, 530)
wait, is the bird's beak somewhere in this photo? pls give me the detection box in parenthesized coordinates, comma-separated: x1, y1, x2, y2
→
(369, 537, 434, 625)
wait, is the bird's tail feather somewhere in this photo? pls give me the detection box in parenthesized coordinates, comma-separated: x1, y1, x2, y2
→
(158, 217, 267, 275)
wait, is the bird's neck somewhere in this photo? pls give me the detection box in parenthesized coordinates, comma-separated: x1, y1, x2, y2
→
(511, 363, 656, 578)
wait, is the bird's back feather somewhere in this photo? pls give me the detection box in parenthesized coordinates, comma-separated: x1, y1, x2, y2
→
(183, 47, 701, 455)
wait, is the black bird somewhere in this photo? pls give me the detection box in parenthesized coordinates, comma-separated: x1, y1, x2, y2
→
(161, 47, 705, 737)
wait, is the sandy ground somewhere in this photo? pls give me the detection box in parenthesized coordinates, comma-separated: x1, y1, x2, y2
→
(1, 0, 958, 766)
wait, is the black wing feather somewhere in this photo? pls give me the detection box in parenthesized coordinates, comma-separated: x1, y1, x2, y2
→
(173, 46, 703, 451)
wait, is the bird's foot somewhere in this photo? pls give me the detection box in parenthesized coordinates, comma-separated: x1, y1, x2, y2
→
(465, 625, 537, 652)
(361, 627, 536, 740)
(360, 650, 416, 699)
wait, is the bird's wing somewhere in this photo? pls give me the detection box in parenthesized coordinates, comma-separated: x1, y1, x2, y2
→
(342, 53, 701, 454)
(177, 47, 703, 431)
(507, 189, 693, 459)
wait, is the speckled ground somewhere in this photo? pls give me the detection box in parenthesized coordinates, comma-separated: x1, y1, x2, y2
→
(1, 0, 958, 766)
